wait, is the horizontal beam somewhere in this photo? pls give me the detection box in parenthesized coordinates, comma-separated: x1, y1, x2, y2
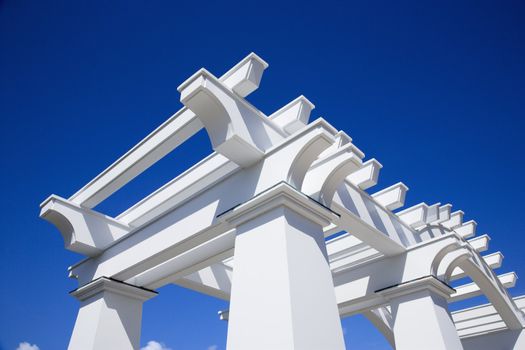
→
(371, 182, 408, 211)
(67, 120, 343, 285)
(450, 252, 503, 281)
(458, 255, 524, 329)
(449, 272, 517, 302)
(69, 108, 203, 208)
(268, 95, 315, 135)
(40, 195, 131, 256)
(442, 210, 464, 229)
(117, 153, 239, 227)
(68, 53, 268, 208)
(331, 182, 412, 255)
(452, 295, 525, 338)
(454, 220, 477, 239)
(334, 235, 461, 316)
(468, 234, 490, 252)
(396, 203, 428, 228)
(434, 204, 452, 224)
(346, 158, 382, 190)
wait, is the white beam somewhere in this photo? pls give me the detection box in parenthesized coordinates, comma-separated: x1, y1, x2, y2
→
(178, 68, 285, 167)
(117, 153, 238, 227)
(452, 295, 525, 338)
(454, 220, 477, 239)
(40, 195, 131, 256)
(397, 203, 428, 228)
(331, 181, 412, 255)
(449, 272, 517, 302)
(458, 255, 524, 329)
(175, 263, 233, 300)
(434, 204, 452, 224)
(450, 252, 503, 281)
(346, 158, 382, 190)
(220, 52, 268, 97)
(371, 182, 409, 211)
(268, 95, 315, 135)
(468, 234, 490, 252)
(442, 210, 464, 229)
(68, 53, 268, 208)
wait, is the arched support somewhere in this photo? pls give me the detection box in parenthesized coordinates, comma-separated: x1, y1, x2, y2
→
(458, 254, 525, 330)
(302, 143, 362, 206)
(178, 69, 285, 167)
(425, 228, 459, 276)
(284, 124, 335, 189)
(363, 307, 396, 348)
(435, 245, 473, 283)
(40, 195, 131, 256)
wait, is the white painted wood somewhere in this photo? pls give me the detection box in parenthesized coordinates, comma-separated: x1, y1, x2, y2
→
(40, 195, 131, 256)
(454, 220, 477, 239)
(397, 203, 428, 228)
(346, 158, 382, 189)
(468, 234, 490, 252)
(450, 272, 517, 302)
(450, 252, 503, 281)
(452, 295, 525, 338)
(40, 53, 525, 349)
(221, 184, 345, 350)
(269, 95, 315, 134)
(69, 53, 268, 208)
(378, 276, 463, 350)
(371, 182, 409, 210)
(68, 278, 156, 350)
(442, 210, 464, 229)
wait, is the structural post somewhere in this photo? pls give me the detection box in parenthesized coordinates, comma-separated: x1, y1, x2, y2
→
(220, 183, 345, 350)
(377, 276, 464, 350)
(68, 277, 157, 350)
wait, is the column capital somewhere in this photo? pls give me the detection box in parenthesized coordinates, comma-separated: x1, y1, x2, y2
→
(70, 277, 158, 302)
(376, 275, 455, 300)
(217, 182, 340, 228)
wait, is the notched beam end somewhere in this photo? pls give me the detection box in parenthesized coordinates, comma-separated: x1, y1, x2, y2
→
(40, 195, 131, 257)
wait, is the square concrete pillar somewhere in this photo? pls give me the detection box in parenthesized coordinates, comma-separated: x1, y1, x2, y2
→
(68, 277, 157, 350)
(377, 276, 463, 350)
(219, 183, 345, 350)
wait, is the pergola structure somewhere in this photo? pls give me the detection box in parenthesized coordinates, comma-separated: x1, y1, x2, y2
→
(41, 53, 525, 350)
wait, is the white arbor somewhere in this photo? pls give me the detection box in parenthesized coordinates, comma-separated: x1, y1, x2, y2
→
(41, 53, 525, 350)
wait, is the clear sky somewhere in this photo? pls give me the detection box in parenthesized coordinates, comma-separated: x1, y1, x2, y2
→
(1, 1, 524, 349)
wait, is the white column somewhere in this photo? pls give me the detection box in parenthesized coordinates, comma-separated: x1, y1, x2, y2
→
(220, 183, 345, 350)
(378, 276, 463, 350)
(68, 277, 157, 350)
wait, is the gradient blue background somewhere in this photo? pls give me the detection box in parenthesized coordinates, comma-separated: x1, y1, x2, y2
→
(1, 1, 524, 349)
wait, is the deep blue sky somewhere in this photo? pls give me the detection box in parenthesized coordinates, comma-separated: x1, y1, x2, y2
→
(1, 1, 524, 349)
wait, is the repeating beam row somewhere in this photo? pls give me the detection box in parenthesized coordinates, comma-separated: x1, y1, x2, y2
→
(450, 272, 517, 302)
(452, 295, 525, 338)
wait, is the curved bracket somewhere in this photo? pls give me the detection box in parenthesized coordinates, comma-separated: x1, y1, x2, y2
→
(178, 69, 285, 167)
(285, 127, 334, 189)
(39, 195, 131, 256)
(430, 237, 462, 278)
(436, 246, 473, 282)
(363, 308, 395, 348)
(302, 143, 362, 206)
(458, 253, 525, 330)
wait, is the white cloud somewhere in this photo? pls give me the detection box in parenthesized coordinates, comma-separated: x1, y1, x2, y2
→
(141, 340, 172, 350)
(207, 346, 218, 350)
(16, 342, 40, 350)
